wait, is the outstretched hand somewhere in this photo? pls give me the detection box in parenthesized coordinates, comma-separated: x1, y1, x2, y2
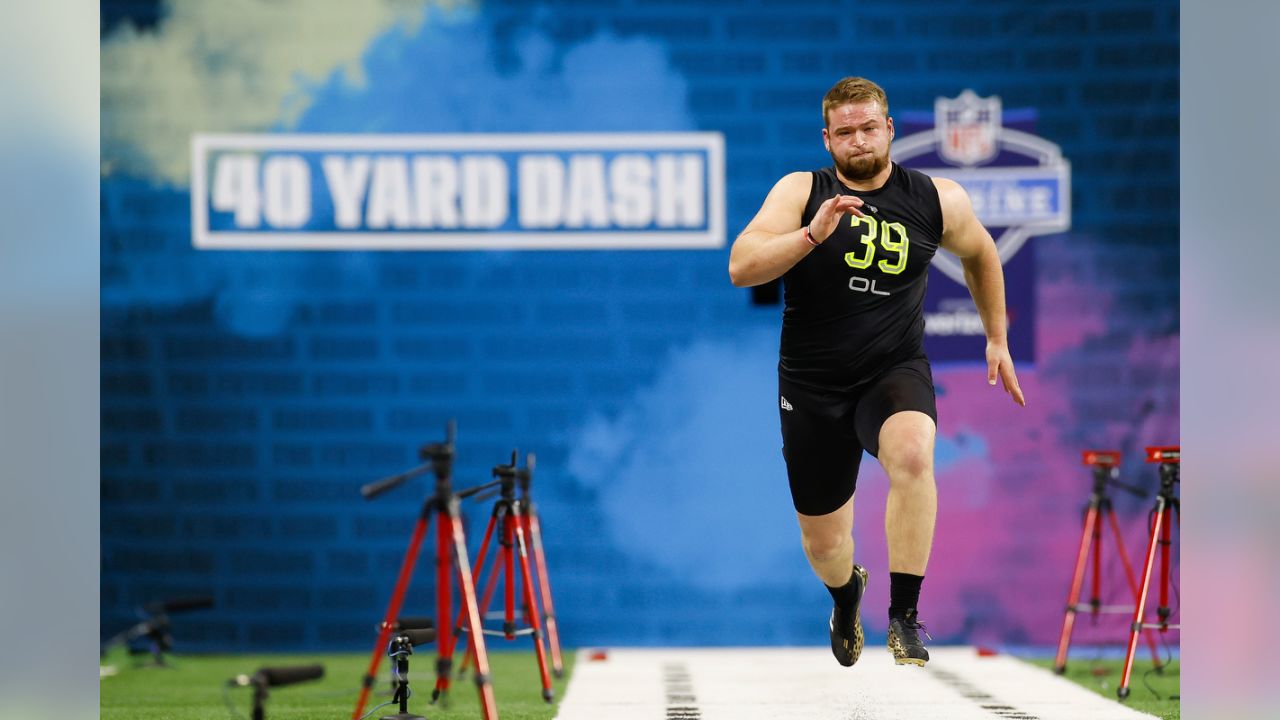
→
(808, 194, 866, 243)
(986, 341, 1025, 407)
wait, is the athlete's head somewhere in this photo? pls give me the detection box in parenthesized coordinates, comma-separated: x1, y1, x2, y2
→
(822, 77, 895, 182)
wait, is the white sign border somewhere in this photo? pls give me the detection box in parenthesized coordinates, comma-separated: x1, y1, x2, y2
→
(191, 132, 726, 251)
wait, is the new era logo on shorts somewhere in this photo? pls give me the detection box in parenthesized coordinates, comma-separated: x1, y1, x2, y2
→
(780, 396, 793, 411)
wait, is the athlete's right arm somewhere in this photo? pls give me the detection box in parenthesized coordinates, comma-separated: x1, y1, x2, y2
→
(728, 172, 865, 287)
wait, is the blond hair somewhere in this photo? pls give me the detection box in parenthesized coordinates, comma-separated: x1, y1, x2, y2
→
(822, 77, 889, 126)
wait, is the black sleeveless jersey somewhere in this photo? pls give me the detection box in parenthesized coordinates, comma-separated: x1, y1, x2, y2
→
(780, 163, 944, 391)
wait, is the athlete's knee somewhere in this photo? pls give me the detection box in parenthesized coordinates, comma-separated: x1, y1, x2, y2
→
(883, 443, 933, 484)
(880, 416, 935, 482)
(802, 529, 852, 563)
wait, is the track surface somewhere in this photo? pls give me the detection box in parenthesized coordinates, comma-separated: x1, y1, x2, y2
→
(553, 647, 1159, 720)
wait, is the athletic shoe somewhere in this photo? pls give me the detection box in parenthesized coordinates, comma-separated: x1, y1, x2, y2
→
(828, 564, 869, 667)
(887, 609, 931, 666)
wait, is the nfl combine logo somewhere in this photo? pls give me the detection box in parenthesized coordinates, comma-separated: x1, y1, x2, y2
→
(894, 89, 1071, 286)
(894, 90, 1072, 364)
(937, 90, 1001, 167)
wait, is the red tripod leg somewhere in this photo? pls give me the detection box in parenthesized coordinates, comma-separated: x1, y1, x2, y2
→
(1119, 499, 1166, 699)
(526, 509, 564, 677)
(1090, 509, 1103, 617)
(1106, 510, 1162, 667)
(434, 511, 455, 702)
(504, 514, 517, 639)
(1158, 509, 1173, 632)
(450, 512, 500, 677)
(513, 510, 554, 702)
(1054, 504, 1098, 673)
(449, 504, 499, 719)
(461, 514, 507, 676)
(351, 510, 431, 720)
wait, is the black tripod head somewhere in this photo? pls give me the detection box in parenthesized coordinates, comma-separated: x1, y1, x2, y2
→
(1081, 450, 1147, 500)
(491, 449, 520, 502)
(455, 449, 533, 508)
(362, 421, 459, 502)
(420, 420, 457, 484)
(1146, 446, 1180, 496)
(516, 453, 536, 501)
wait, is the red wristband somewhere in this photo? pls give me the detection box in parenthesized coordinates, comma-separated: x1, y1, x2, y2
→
(803, 225, 820, 247)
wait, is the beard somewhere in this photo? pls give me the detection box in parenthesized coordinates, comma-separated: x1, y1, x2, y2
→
(832, 147, 890, 182)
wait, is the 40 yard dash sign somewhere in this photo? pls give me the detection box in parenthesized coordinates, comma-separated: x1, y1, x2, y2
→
(190, 133, 725, 250)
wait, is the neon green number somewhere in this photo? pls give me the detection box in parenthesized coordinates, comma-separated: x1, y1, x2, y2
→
(843, 217, 911, 274)
(877, 221, 909, 274)
(843, 215, 877, 269)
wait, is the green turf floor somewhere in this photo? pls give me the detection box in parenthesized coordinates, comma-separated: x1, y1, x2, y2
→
(100, 649, 574, 720)
(1026, 657, 1180, 720)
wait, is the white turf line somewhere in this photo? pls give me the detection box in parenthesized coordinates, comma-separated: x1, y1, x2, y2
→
(553, 647, 1161, 720)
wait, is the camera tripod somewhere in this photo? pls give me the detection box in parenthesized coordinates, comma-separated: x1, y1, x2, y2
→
(1118, 445, 1181, 699)
(518, 454, 565, 678)
(439, 451, 555, 703)
(1054, 451, 1161, 674)
(350, 423, 498, 720)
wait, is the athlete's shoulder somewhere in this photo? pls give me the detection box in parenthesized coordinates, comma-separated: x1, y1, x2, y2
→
(777, 170, 814, 189)
(929, 176, 969, 210)
(802, 166, 840, 196)
(766, 171, 814, 205)
(928, 174, 962, 193)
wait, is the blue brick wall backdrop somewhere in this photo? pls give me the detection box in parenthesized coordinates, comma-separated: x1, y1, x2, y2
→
(101, 0, 1178, 651)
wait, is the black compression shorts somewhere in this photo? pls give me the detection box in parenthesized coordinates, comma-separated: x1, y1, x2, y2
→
(778, 356, 938, 516)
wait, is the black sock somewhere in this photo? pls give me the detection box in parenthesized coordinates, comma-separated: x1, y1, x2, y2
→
(825, 566, 863, 623)
(888, 572, 924, 619)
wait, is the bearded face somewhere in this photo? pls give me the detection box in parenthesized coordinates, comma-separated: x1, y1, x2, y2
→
(833, 142, 890, 182)
(823, 100, 894, 184)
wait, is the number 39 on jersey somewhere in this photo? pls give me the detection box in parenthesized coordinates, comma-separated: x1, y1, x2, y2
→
(843, 216, 910, 275)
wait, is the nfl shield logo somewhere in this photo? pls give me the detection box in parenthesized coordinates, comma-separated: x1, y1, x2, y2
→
(935, 90, 1002, 166)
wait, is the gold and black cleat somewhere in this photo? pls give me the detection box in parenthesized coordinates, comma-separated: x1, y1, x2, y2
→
(887, 609, 931, 667)
(828, 564, 869, 667)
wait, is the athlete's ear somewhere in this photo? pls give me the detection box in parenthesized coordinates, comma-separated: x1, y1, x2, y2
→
(822, 127, 830, 152)
(886, 115, 895, 141)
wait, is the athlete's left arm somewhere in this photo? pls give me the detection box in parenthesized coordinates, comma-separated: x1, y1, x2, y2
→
(935, 177, 1025, 407)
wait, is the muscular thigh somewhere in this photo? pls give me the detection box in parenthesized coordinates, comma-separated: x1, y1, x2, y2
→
(852, 356, 939, 458)
(778, 376, 863, 516)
